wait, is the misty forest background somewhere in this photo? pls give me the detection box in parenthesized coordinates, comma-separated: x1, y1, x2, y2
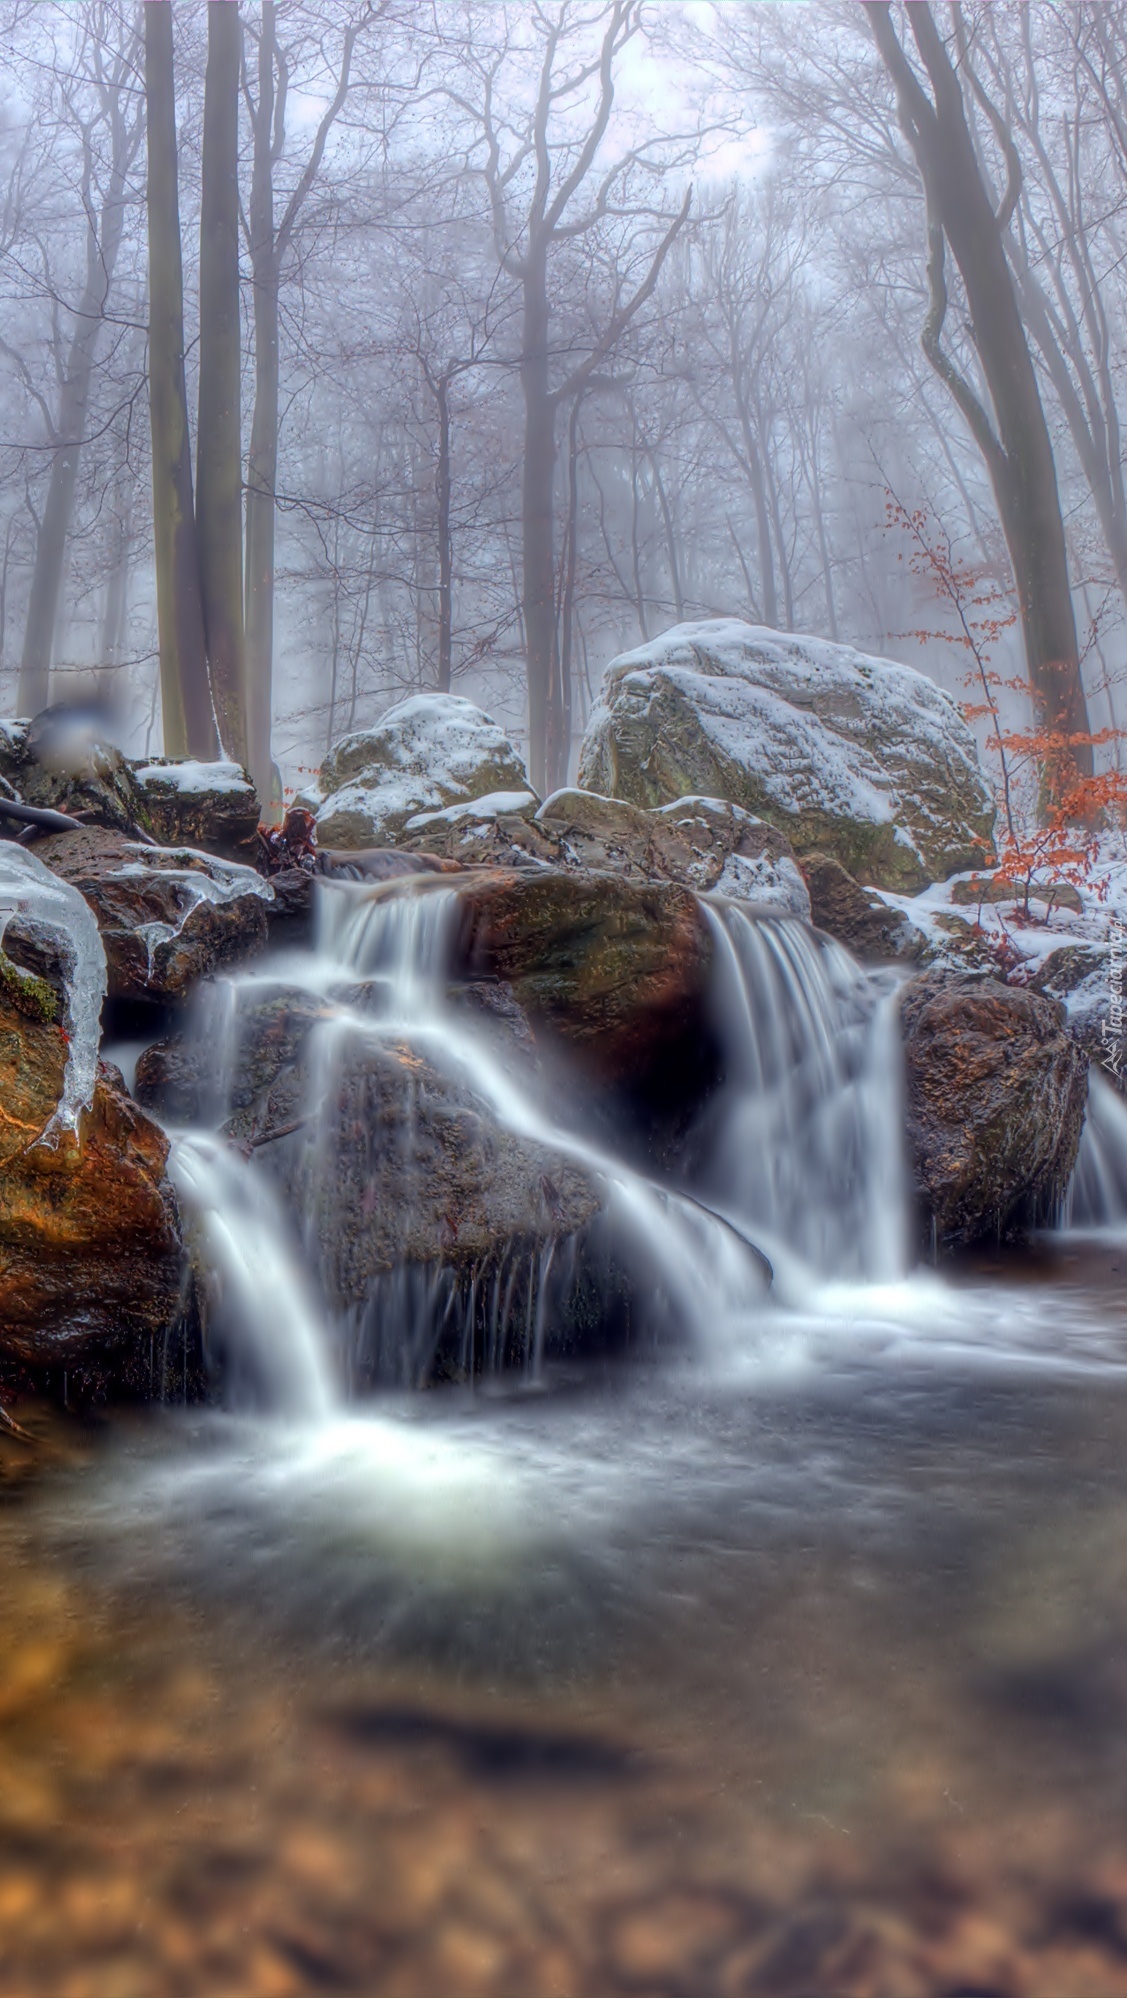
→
(0, 0, 1124, 815)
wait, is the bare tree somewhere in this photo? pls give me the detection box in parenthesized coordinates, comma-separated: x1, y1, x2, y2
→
(451, 0, 692, 788)
(13, 3, 142, 714)
(145, 0, 214, 755)
(865, 1, 1091, 793)
(197, 0, 246, 762)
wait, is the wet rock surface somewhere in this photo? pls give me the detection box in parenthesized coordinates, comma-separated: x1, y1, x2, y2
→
(900, 970, 1088, 1250)
(0, 977, 181, 1375)
(30, 825, 272, 1002)
(139, 984, 611, 1384)
(452, 867, 715, 1086)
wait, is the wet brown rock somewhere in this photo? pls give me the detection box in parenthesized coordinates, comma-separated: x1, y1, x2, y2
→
(451, 868, 714, 1084)
(800, 852, 929, 964)
(31, 824, 272, 1002)
(900, 970, 1088, 1251)
(0, 981, 181, 1368)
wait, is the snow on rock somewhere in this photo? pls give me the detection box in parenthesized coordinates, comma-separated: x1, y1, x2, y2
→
(0, 841, 106, 1144)
(577, 619, 995, 892)
(405, 790, 539, 830)
(132, 757, 260, 861)
(134, 759, 253, 797)
(313, 695, 533, 849)
(872, 840, 1127, 1086)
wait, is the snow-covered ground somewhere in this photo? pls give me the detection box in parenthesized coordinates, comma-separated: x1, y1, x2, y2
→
(875, 836, 1127, 1073)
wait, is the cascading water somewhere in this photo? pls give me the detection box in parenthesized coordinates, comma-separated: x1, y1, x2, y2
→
(699, 904, 910, 1295)
(1065, 1070, 1127, 1228)
(166, 872, 913, 1409)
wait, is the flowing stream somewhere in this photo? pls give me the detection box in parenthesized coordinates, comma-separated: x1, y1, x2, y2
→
(5, 877, 1127, 1995)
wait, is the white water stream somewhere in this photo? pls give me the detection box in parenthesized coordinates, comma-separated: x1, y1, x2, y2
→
(166, 877, 915, 1411)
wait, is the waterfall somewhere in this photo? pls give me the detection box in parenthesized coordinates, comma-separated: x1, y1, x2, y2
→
(699, 904, 909, 1293)
(159, 871, 914, 1406)
(1066, 1071, 1127, 1228)
(168, 1132, 336, 1417)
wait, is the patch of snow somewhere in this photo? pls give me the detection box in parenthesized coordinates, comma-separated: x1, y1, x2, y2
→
(405, 790, 538, 830)
(135, 759, 253, 796)
(0, 841, 106, 1145)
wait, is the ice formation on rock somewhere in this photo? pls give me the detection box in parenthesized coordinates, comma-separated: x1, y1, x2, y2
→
(0, 841, 106, 1143)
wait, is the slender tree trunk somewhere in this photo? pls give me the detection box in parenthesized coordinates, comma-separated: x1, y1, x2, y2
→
(867, 1, 1091, 790)
(555, 390, 584, 791)
(521, 258, 556, 793)
(19, 124, 132, 712)
(436, 375, 453, 692)
(244, 0, 278, 810)
(198, 0, 248, 766)
(145, 0, 215, 757)
(97, 473, 133, 699)
(650, 452, 685, 622)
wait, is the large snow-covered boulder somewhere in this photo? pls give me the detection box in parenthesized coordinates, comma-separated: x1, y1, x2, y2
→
(577, 620, 995, 892)
(309, 694, 533, 850)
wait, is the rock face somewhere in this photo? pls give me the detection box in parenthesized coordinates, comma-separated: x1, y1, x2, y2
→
(452, 868, 714, 1085)
(31, 825, 273, 1003)
(131, 758, 260, 862)
(0, 976, 181, 1374)
(577, 620, 994, 891)
(138, 986, 607, 1386)
(537, 789, 811, 917)
(0, 712, 152, 835)
(309, 695, 533, 848)
(801, 851, 928, 964)
(899, 970, 1088, 1250)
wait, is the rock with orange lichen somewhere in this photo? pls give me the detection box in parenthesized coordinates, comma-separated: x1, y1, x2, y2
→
(0, 975, 182, 1375)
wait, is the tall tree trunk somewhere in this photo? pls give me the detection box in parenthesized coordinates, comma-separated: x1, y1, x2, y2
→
(197, 0, 248, 766)
(19, 99, 134, 712)
(435, 375, 453, 692)
(244, 0, 278, 810)
(97, 471, 133, 700)
(521, 260, 556, 794)
(145, 0, 215, 757)
(867, 1, 1091, 796)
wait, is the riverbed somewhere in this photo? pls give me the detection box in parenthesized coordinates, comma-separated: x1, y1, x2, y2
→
(3, 1244, 1127, 1996)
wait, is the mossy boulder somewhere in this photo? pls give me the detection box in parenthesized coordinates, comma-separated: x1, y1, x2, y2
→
(577, 620, 994, 892)
(899, 970, 1088, 1250)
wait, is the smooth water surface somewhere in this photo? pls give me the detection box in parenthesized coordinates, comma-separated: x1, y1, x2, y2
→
(5, 1246, 1127, 1997)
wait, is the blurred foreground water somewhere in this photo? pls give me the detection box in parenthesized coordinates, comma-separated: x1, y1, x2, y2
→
(5, 1238, 1127, 1997)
